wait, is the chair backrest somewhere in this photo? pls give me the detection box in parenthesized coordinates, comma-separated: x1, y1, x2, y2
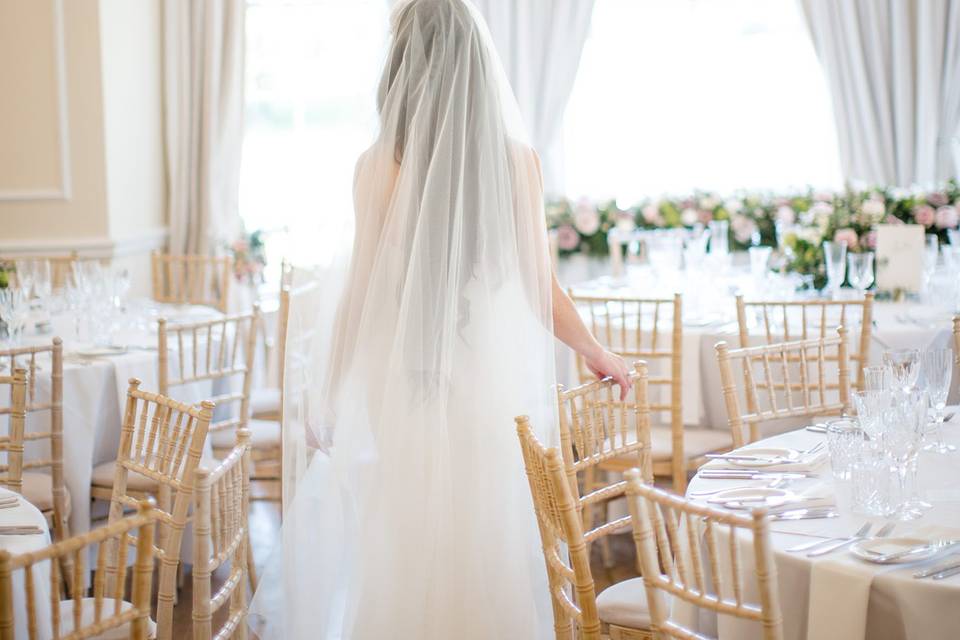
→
(192, 430, 251, 640)
(150, 252, 232, 313)
(106, 379, 213, 640)
(158, 307, 259, 443)
(953, 316, 960, 371)
(569, 292, 685, 484)
(0, 340, 67, 538)
(0, 370, 27, 494)
(516, 417, 602, 640)
(625, 470, 783, 640)
(735, 294, 873, 391)
(557, 363, 653, 527)
(716, 328, 849, 447)
(0, 501, 158, 640)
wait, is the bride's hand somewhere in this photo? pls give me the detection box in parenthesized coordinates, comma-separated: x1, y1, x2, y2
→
(584, 348, 631, 400)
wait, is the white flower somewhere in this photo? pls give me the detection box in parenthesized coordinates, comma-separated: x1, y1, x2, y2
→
(699, 196, 719, 211)
(642, 204, 661, 225)
(861, 197, 885, 221)
(574, 207, 601, 235)
(776, 205, 796, 225)
(681, 208, 699, 226)
(616, 214, 637, 233)
(731, 214, 758, 244)
(724, 198, 743, 215)
(799, 226, 823, 245)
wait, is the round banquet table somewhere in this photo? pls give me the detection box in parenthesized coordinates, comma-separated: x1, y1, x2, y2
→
(0, 488, 54, 639)
(683, 420, 960, 640)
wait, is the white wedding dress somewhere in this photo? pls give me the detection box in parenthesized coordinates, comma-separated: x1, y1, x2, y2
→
(249, 1, 559, 637)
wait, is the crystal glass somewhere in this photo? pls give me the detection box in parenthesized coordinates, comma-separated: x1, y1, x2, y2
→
(922, 235, 939, 296)
(852, 389, 889, 438)
(708, 220, 729, 257)
(14, 260, 35, 299)
(921, 348, 954, 453)
(748, 246, 772, 282)
(0, 288, 30, 347)
(826, 418, 863, 481)
(847, 252, 874, 295)
(949, 228, 960, 248)
(850, 439, 896, 517)
(883, 349, 920, 392)
(822, 240, 847, 298)
(863, 365, 890, 391)
(880, 389, 928, 520)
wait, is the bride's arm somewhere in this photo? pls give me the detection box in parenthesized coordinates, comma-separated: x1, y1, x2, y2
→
(551, 273, 631, 399)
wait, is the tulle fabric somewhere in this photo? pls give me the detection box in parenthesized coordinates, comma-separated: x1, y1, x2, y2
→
(249, 1, 558, 637)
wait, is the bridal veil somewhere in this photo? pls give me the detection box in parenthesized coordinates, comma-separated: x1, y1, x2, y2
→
(249, 0, 559, 636)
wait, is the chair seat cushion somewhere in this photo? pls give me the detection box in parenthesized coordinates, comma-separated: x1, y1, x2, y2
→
(650, 426, 731, 462)
(58, 598, 156, 640)
(90, 462, 157, 492)
(210, 419, 280, 449)
(250, 387, 281, 416)
(596, 577, 652, 630)
(21, 472, 72, 514)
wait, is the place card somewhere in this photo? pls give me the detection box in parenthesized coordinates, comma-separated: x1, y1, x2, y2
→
(875, 224, 924, 293)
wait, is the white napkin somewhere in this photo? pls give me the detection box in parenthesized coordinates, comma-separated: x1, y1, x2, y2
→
(702, 446, 829, 474)
(806, 524, 960, 640)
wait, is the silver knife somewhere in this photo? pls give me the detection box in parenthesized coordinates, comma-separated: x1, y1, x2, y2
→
(699, 471, 811, 479)
(769, 508, 838, 521)
(914, 557, 960, 579)
(933, 565, 960, 580)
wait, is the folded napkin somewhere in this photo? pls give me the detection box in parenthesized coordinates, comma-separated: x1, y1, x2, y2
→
(702, 446, 829, 474)
(806, 524, 960, 640)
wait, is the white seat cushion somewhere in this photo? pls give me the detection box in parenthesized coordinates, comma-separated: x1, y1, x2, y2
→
(90, 462, 157, 492)
(650, 426, 731, 462)
(210, 418, 280, 448)
(21, 472, 72, 514)
(596, 577, 652, 630)
(250, 387, 281, 416)
(57, 598, 156, 640)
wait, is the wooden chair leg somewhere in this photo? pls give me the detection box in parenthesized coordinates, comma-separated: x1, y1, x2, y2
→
(246, 533, 258, 592)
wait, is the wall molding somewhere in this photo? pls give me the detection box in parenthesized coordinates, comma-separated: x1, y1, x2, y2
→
(0, 0, 72, 202)
(0, 227, 168, 259)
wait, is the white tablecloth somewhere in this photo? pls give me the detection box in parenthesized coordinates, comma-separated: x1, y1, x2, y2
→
(684, 424, 960, 640)
(0, 488, 53, 639)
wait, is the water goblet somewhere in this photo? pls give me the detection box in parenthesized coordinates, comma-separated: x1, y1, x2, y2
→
(921, 348, 954, 453)
(883, 349, 920, 392)
(851, 389, 888, 438)
(880, 389, 929, 520)
(847, 252, 874, 296)
(863, 365, 890, 391)
(822, 240, 847, 299)
(826, 418, 863, 481)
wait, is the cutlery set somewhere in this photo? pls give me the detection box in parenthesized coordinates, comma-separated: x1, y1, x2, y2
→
(788, 522, 895, 556)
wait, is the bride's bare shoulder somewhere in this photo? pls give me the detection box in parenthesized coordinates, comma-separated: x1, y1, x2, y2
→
(507, 140, 543, 186)
(354, 144, 400, 187)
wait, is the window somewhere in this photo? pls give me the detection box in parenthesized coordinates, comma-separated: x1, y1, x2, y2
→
(562, 0, 843, 202)
(240, 0, 388, 265)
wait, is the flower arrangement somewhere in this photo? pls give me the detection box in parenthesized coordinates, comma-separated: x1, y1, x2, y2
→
(228, 229, 268, 286)
(547, 180, 960, 286)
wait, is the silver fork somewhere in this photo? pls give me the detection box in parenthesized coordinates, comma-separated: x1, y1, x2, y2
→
(808, 522, 896, 557)
(789, 522, 872, 553)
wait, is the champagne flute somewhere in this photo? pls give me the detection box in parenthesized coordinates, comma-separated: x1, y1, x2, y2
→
(921, 348, 955, 453)
(822, 240, 847, 299)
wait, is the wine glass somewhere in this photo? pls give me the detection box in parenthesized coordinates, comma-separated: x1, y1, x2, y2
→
(822, 240, 847, 299)
(863, 365, 890, 391)
(922, 235, 939, 297)
(880, 388, 928, 520)
(14, 260, 35, 300)
(883, 349, 920, 391)
(847, 252, 874, 296)
(921, 348, 954, 453)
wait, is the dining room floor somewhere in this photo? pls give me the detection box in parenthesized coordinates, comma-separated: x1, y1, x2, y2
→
(169, 480, 641, 637)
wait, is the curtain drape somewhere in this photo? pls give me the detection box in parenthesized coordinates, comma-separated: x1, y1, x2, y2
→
(469, 0, 595, 195)
(800, 0, 960, 187)
(162, 0, 246, 256)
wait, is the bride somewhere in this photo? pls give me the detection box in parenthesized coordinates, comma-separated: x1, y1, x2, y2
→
(249, 0, 628, 637)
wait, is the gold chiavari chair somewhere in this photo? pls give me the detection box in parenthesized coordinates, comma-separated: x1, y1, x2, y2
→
(558, 362, 651, 566)
(715, 328, 850, 448)
(192, 429, 252, 640)
(625, 470, 784, 640)
(0, 341, 70, 545)
(0, 369, 27, 495)
(150, 252, 233, 313)
(952, 316, 960, 370)
(517, 413, 653, 640)
(735, 293, 874, 391)
(99, 380, 213, 640)
(0, 253, 85, 290)
(570, 292, 730, 493)
(0, 500, 158, 640)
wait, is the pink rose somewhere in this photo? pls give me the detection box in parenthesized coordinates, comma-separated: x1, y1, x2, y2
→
(642, 204, 661, 225)
(884, 214, 904, 225)
(731, 214, 758, 244)
(776, 205, 796, 225)
(935, 205, 959, 229)
(556, 225, 580, 251)
(929, 192, 949, 207)
(574, 205, 600, 235)
(913, 204, 936, 227)
(697, 209, 713, 225)
(833, 227, 858, 249)
(863, 230, 877, 250)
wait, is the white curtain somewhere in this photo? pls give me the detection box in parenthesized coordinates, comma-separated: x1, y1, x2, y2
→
(470, 0, 595, 195)
(163, 0, 246, 255)
(800, 0, 960, 187)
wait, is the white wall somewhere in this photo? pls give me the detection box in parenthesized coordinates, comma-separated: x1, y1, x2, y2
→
(0, 0, 167, 295)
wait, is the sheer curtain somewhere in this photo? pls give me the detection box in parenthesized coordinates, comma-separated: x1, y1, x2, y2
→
(801, 0, 960, 187)
(469, 0, 595, 195)
(163, 0, 246, 255)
